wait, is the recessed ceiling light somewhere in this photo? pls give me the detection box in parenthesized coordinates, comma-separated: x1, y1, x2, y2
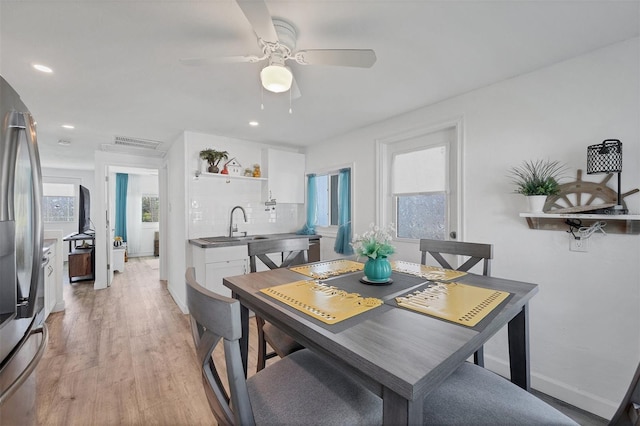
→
(249, 121, 259, 127)
(61, 124, 75, 129)
(33, 64, 53, 73)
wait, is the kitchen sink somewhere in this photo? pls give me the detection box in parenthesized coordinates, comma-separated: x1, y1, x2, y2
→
(236, 235, 269, 241)
(200, 235, 269, 243)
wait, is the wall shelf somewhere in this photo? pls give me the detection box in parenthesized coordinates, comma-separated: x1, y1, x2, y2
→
(520, 213, 640, 235)
(199, 171, 266, 182)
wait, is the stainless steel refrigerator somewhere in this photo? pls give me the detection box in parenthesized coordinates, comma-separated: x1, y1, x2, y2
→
(0, 76, 48, 424)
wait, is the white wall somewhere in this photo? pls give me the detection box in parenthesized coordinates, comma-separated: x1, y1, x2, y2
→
(185, 131, 304, 239)
(306, 38, 640, 418)
(165, 133, 188, 312)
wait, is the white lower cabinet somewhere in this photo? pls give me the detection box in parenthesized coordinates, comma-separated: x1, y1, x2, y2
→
(204, 259, 246, 297)
(192, 245, 248, 297)
(44, 250, 56, 319)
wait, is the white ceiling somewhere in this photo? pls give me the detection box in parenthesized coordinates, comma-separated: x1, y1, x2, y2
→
(1, 1, 638, 170)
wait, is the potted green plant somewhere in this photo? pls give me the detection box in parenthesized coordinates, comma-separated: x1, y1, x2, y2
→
(351, 223, 396, 284)
(199, 149, 229, 173)
(508, 159, 566, 212)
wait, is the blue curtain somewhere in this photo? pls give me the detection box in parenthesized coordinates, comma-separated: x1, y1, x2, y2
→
(297, 174, 317, 235)
(115, 173, 128, 242)
(334, 168, 353, 255)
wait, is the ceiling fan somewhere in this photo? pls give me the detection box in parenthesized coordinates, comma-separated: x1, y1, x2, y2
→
(180, 0, 377, 97)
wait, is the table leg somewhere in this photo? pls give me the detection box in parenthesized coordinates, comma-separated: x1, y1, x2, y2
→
(508, 304, 530, 390)
(474, 347, 485, 367)
(382, 386, 422, 425)
(234, 292, 249, 378)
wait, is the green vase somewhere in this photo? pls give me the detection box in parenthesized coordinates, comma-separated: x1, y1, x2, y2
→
(364, 256, 392, 283)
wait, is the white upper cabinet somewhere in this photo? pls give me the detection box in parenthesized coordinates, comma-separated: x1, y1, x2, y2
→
(265, 149, 305, 204)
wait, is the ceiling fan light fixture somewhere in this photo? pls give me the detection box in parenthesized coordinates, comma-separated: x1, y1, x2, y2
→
(260, 64, 293, 93)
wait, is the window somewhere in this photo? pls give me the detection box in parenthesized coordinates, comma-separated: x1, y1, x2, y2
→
(379, 125, 458, 242)
(316, 173, 340, 227)
(303, 167, 353, 254)
(393, 146, 447, 240)
(141, 196, 159, 222)
(43, 183, 75, 222)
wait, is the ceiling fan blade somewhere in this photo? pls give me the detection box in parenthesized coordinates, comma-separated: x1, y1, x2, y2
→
(294, 49, 377, 68)
(180, 55, 262, 66)
(236, 0, 279, 43)
(291, 76, 302, 99)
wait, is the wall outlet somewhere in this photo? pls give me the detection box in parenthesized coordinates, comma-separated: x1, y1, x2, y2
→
(570, 238, 588, 252)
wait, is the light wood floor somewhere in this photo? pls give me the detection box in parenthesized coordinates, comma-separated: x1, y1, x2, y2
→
(36, 257, 259, 425)
(36, 257, 606, 426)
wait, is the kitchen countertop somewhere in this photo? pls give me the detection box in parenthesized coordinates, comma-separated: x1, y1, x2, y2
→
(189, 232, 321, 249)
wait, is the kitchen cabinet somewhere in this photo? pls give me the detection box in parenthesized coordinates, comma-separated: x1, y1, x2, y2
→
(190, 236, 321, 297)
(43, 248, 56, 319)
(192, 245, 248, 297)
(309, 238, 320, 262)
(265, 149, 305, 204)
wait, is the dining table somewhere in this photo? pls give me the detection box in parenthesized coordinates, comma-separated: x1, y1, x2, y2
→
(223, 259, 538, 425)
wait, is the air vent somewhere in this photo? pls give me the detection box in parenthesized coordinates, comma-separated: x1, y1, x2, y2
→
(114, 135, 162, 150)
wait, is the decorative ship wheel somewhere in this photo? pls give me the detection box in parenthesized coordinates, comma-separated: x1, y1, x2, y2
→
(544, 169, 639, 213)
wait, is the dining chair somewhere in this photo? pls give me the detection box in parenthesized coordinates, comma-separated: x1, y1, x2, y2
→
(247, 238, 308, 371)
(419, 238, 493, 366)
(185, 267, 383, 426)
(422, 362, 578, 425)
(609, 360, 640, 425)
(419, 238, 493, 275)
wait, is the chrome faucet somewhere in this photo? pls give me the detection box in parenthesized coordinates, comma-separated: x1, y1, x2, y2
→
(229, 205, 247, 237)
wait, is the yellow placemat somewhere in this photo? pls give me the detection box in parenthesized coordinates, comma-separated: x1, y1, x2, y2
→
(261, 280, 382, 325)
(290, 260, 364, 279)
(395, 282, 509, 327)
(391, 260, 468, 281)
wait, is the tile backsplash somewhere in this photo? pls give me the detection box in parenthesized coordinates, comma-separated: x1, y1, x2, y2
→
(188, 175, 302, 239)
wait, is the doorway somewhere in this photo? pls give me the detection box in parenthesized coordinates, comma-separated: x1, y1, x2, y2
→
(107, 166, 160, 286)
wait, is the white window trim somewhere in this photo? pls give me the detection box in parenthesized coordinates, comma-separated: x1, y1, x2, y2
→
(42, 176, 81, 224)
(307, 162, 356, 239)
(141, 193, 160, 225)
(375, 117, 464, 243)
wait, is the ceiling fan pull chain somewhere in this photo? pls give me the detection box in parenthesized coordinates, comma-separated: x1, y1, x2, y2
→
(289, 89, 292, 114)
(261, 86, 265, 110)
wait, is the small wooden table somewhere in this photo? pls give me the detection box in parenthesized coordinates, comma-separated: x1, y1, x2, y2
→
(223, 262, 538, 425)
(63, 232, 95, 282)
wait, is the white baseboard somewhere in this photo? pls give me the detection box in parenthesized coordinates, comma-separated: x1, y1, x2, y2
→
(484, 354, 616, 420)
(52, 301, 65, 312)
(127, 252, 155, 258)
(167, 282, 188, 314)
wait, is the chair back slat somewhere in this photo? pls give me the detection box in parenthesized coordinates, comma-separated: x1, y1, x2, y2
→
(419, 239, 493, 276)
(185, 267, 256, 426)
(248, 238, 310, 272)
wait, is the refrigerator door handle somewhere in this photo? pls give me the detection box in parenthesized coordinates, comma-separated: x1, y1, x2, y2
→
(0, 324, 48, 406)
(16, 112, 43, 318)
